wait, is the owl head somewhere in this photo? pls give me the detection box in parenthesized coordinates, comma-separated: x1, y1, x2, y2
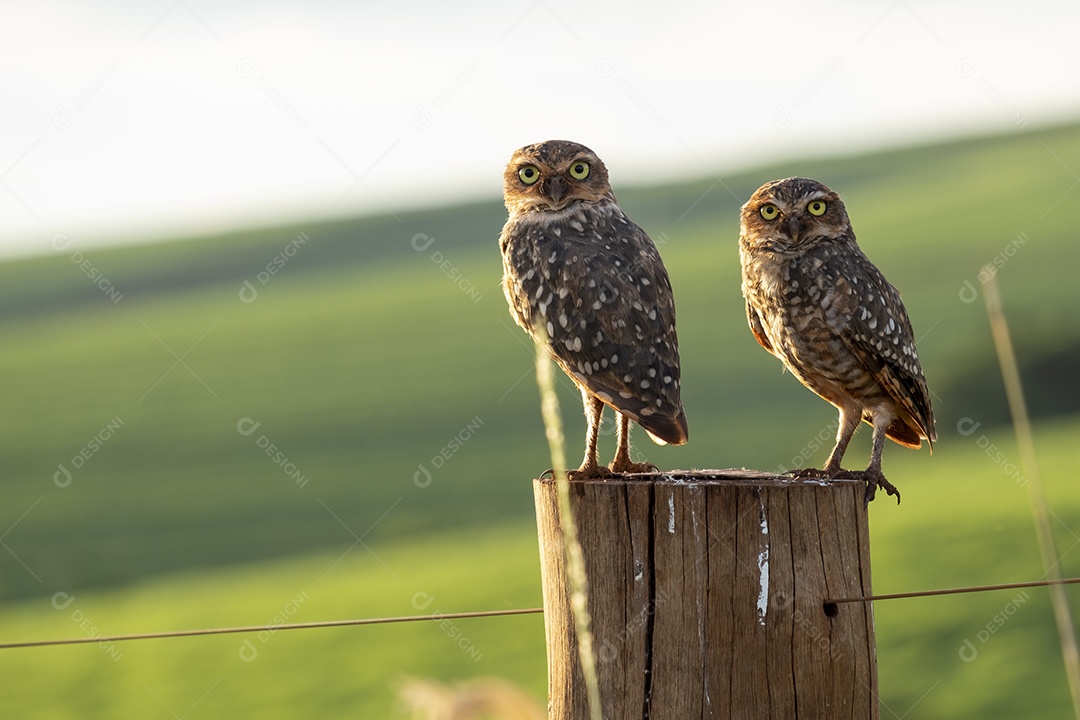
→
(740, 177, 853, 252)
(503, 140, 614, 214)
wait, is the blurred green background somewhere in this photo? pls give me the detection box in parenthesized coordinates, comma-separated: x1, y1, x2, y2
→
(1, 122, 1079, 718)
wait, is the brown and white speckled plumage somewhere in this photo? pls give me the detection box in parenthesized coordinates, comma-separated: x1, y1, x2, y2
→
(739, 177, 936, 503)
(500, 140, 687, 477)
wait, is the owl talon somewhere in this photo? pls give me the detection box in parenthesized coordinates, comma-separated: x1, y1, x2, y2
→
(608, 460, 658, 475)
(861, 471, 901, 506)
(538, 466, 615, 481)
(788, 467, 833, 479)
(566, 464, 614, 481)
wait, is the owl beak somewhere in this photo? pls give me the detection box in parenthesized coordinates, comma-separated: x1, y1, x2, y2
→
(544, 176, 567, 205)
(787, 215, 801, 241)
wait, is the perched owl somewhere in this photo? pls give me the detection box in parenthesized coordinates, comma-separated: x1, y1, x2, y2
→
(739, 177, 936, 503)
(500, 140, 688, 478)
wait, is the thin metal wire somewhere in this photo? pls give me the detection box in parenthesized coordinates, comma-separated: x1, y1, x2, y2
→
(0, 607, 543, 651)
(6, 577, 1080, 651)
(825, 577, 1080, 605)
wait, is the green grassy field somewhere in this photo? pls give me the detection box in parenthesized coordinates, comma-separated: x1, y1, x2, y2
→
(0, 122, 1078, 717)
(0, 417, 1078, 717)
(0, 524, 549, 718)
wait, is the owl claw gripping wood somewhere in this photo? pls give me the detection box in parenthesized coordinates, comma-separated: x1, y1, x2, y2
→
(500, 140, 688, 479)
(739, 177, 936, 505)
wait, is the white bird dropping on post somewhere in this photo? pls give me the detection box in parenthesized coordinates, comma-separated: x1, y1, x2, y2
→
(757, 508, 770, 626)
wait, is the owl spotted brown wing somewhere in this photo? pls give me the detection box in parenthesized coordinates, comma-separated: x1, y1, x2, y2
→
(825, 251, 937, 447)
(502, 212, 686, 445)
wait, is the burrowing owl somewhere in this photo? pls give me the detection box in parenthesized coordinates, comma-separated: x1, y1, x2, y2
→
(739, 177, 936, 503)
(500, 140, 688, 478)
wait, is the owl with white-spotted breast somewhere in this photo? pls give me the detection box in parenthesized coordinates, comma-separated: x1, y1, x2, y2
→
(500, 140, 688, 478)
(739, 177, 936, 503)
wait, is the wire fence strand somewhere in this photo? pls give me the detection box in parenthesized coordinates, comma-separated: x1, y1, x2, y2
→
(825, 577, 1080, 605)
(0, 607, 543, 651)
(7, 575, 1080, 652)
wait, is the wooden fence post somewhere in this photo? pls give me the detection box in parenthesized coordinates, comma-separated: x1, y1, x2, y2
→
(533, 471, 878, 720)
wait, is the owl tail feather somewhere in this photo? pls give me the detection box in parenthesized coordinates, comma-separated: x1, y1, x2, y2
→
(883, 416, 930, 450)
(642, 409, 689, 447)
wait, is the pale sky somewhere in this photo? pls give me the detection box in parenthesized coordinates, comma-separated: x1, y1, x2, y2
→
(2, 0, 1079, 258)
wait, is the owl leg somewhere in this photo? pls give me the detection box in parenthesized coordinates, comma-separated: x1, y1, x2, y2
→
(822, 406, 861, 476)
(569, 392, 612, 480)
(863, 413, 901, 505)
(789, 405, 859, 479)
(609, 412, 658, 474)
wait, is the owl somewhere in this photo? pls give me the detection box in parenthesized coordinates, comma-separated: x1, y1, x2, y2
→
(500, 140, 688, 478)
(739, 177, 936, 503)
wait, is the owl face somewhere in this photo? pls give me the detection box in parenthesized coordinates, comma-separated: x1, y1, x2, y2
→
(740, 177, 852, 253)
(503, 140, 614, 215)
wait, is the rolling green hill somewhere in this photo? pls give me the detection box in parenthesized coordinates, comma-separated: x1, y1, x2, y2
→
(0, 122, 1079, 717)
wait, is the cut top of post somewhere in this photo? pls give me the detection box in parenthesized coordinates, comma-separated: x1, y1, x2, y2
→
(537, 468, 865, 489)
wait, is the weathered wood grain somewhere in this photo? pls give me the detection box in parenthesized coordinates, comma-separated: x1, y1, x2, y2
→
(534, 471, 878, 720)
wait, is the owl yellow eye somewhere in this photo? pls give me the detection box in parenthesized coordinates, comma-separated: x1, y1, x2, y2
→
(807, 200, 827, 216)
(568, 161, 590, 180)
(518, 165, 541, 185)
(759, 204, 779, 221)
